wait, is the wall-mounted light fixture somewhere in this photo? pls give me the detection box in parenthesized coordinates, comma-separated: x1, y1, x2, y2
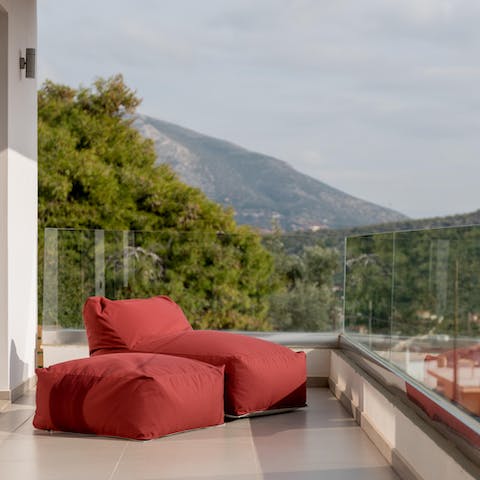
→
(19, 48, 36, 79)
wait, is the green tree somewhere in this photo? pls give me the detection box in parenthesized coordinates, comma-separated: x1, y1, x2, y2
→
(266, 236, 340, 331)
(38, 75, 275, 330)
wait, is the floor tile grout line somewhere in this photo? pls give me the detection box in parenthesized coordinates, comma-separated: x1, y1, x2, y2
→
(12, 413, 35, 433)
(245, 418, 265, 480)
(107, 441, 129, 480)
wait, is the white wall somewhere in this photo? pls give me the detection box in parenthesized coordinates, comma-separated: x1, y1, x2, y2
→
(0, 0, 37, 398)
(0, 3, 8, 392)
(330, 351, 476, 480)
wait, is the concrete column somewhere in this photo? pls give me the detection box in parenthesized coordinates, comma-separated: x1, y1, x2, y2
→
(0, 0, 38, 401)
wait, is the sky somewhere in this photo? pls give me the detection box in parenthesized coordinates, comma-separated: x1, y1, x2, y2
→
(38, 0, 480, 219)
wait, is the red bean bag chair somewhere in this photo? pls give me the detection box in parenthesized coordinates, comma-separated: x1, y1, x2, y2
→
(34, 353, 225, 440)
(83, 296, 307, 417)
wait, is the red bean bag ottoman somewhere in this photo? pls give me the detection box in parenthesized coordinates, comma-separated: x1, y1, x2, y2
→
(33, 353, 225, 440)
(83, 296, 307, 417)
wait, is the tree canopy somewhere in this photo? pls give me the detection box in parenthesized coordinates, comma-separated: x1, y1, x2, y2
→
(39, 75, 238, 233)
(265, 236, 340, 331)
(38, 75, 275, 330)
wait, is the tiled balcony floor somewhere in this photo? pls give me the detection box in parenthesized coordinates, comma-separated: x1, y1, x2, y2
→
(0, 388, 399, 480)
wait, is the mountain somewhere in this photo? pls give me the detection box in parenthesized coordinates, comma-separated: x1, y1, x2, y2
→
(134, 114, 408, 231)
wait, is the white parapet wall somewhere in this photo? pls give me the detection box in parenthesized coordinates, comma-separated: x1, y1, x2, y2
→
(329, 350, 479, 480)
(43, 345, 90, 368)
(41, 332, 333, 385)
(42, 344, 332, 382)
(292, 347, 330, 386)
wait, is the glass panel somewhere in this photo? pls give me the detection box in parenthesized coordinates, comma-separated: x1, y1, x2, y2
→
(41, 228, 58, 328)
(425, 227, 480, 418)
(344, 233, 394, 359)
(390, 230, 455, 381)
(345, 225, 480, 421)
(41, 228, 344, 333)
(57, 229, 95, 329)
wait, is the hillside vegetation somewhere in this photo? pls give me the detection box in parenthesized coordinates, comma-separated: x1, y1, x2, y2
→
(277, 209, 480, 254)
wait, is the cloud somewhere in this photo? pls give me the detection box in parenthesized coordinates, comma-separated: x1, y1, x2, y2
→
(38, 0, 480, 218)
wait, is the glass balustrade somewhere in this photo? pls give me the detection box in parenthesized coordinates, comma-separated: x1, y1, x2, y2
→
(345, 225, 480, 420)
(40, 225, 480, 440)
(40, 228, 344, 334)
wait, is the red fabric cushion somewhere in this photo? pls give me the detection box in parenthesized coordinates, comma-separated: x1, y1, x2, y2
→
(83, 295, 306, 416)
(112, 331, 306, 416)
(33, 353, 224, 440)
(83, 296, 192, 353)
